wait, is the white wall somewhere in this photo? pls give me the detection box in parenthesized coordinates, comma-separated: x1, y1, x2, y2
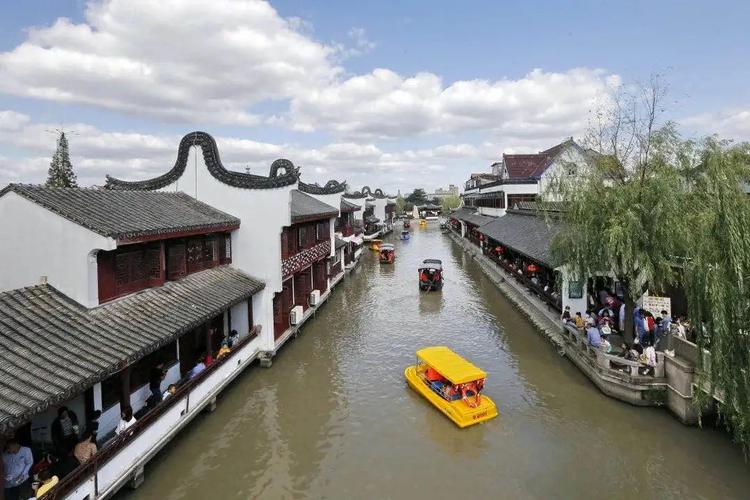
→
(539, 146, 591, 200)
(0, 192, 115, 307)
(560, 267, 587, 317)
(159, 146, 293, 352)
(307, 192, 342, 217)
(345, 197, 367, 220)
(30, 393, 87, 445)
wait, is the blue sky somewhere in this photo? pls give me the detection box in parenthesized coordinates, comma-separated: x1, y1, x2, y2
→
(0, 0, 748, 191)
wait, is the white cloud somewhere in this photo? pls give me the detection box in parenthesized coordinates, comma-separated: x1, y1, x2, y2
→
(0, 111, 490, 192)
(289, 67, 619, 139)
(0, 0, 339, 124)
(681, 108, 750, 141)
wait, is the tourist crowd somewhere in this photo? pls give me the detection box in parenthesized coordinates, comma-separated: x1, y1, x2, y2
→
(3, 329, 244, 500)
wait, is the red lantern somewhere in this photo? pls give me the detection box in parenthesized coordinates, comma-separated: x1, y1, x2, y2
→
(495, 246, 503, 254)
(527, 264, 539, 273)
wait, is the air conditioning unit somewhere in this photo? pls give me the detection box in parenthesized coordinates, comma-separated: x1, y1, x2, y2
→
(289, 305, 304, 325)
(310, 289, 321, 306)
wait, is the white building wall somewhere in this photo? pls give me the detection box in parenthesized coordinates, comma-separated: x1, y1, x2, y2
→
(345, 197, 367, 220)
(0, 192, 115, 307)
(158, 145, 293, 352)
(306, 192, 342, 217)
(539, 147, 591, 200)
(373, 198, 387, 222)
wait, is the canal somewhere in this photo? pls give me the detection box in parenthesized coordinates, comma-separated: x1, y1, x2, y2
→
(121, 225, 750, 499)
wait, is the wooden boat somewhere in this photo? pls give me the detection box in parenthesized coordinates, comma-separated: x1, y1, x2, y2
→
(369, 239, 383, 251)
(405, 346, 498, 428)
(379, 243, 395, 263)
(418, 259, 443, 291)
(403, 220, 411, 229)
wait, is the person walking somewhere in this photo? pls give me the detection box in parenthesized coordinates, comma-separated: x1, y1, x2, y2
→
(3, 438, 33, 500)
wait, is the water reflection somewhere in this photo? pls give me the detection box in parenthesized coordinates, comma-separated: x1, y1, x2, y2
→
(120, 225, 750, 500)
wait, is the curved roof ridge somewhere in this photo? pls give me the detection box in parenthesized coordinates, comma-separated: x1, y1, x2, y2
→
(298, 178, 347, 194)
(105, 131, 299, 191)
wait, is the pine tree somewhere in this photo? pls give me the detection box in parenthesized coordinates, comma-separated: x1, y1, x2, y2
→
(45, 132, 78, 188)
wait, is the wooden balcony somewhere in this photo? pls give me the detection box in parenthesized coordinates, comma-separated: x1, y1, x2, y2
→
(281, 240, 331, 280)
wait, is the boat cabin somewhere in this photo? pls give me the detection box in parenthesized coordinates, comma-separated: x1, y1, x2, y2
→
(400, 230, 410, 240)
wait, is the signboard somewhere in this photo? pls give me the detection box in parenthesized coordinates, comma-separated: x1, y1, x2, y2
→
(642, 295, 671, 317)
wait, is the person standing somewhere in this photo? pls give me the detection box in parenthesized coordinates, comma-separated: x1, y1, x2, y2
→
(51, 406, 80, 455)
(115, 407, 137, 436)
(3, 438, 33, 500)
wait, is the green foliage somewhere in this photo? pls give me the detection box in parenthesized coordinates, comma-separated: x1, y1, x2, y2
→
(395, 194, 406, 215)
(683, 139, 750, 449)
(549, 124, 688, 319)
(45, 132, 78, 188)
(405, 188, 428, 205)
(440, 194, 461, 212)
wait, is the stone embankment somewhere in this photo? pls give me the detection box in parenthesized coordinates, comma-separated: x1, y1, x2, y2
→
(447, 229, 705, 423)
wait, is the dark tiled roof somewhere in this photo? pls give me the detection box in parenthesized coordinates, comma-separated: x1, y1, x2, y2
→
(106, 131, 299, 191)
(0, 266, 264, 435)
(512, 200, 566, 212)
(340, 199, 361, 212)
(503, 154, 551, 179)
(334, 237, 347, 250)
(450, 207, 494, 227)
(299, 179, 347, 195)
(0, 184, 239, 241)
(478, 212, 560, 267)
(291, 190, 338, 223)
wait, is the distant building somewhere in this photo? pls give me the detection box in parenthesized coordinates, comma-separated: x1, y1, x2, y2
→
(428, 184, 459, 199)
(461, 138, 594, 217)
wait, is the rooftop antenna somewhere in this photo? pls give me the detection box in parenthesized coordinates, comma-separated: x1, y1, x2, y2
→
(45, 124, 80, 138)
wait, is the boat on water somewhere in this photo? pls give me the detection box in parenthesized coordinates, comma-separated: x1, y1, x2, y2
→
(379, 243, 395, 263)
(403, 220, 411, 229)
(400, 230, 411, 240)
(369, 239, 383, 251)
(425, 215, 439, 221)
(419, 219, 428, 226)
(405, 346, 498, 428)
(418, 259, 443, 291)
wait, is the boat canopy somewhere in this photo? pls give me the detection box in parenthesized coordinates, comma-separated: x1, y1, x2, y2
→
(419, 259, 442, 270)
(416, 346, 486, 385)
(380, 243, 395, 250)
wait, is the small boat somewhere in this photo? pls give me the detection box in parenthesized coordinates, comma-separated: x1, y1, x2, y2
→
(419, 219, 428, 226)
(379, 243, 395, 264)
(403, 220, 411, 229)
(400, 230, 411, 240)
(405, 346, 498, 428)
(369, 239, 383, 251)
(418, 259, 443, 291)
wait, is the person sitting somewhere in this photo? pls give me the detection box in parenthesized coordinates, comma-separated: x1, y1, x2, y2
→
(73, 430, 97, 465)
(189, 355, 207, 379)
(574, 312, 585, 329)
(217, 340, 231, 359)
(163, 384, 177, 399)
(33, 469, 59, 498)
(228, 329, 240, 348)
(586, 324, 602, 348)
(560, 306, 571, 324)
(115, 406, 136, 436)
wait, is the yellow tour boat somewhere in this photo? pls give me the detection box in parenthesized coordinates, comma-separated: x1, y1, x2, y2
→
(405, 346, 498, 428)
(369, 239, 383, 251)
(419, 219, 428, 226)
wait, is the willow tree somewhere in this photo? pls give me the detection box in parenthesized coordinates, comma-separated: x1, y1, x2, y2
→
(548, 80, 689, 341)
(683, 139, 750, 448)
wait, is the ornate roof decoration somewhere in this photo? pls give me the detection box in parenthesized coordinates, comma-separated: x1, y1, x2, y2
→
(105, 131, 300, 191)
(298, 179, 347, 195)
(342, 185, 393, 199)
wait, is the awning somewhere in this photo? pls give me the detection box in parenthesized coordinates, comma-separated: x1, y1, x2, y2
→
(0, 266, 264, 435)
(416, 346, 486, 385)
(477, 211, 560, 268)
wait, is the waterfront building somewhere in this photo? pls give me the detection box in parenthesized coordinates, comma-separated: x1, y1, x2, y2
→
(0, 183, 266, 498)
(462, 138, 593, 217)
(427, 184, 459, 199)
(343, 186, 395, 240)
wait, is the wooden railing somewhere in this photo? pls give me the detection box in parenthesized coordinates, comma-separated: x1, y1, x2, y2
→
(44, 325, 261, 500)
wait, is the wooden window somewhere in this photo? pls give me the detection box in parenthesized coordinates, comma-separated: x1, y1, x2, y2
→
(167, 243, 186, 280)
(218, 234, 232, 264)
(298, 225, 308, 249)
(316, 221, 329, 241)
